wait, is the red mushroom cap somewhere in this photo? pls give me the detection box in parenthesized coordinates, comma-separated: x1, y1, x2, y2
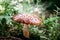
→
(12, 13, 42, 25)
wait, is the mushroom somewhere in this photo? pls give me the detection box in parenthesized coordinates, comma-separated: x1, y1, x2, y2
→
(12, 13, 42, 38)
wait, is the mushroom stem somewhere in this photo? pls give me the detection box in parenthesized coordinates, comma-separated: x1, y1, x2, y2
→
(22, 24, 29, 38)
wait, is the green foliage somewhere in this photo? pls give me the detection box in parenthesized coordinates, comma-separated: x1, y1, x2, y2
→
(43, 16, 59, 27)
(41, 15, 60, 40)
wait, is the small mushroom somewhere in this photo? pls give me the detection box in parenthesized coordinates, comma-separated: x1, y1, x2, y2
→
(12, 13, 42, 38)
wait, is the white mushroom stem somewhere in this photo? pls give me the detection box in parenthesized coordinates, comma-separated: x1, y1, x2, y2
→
(22, 24, 29, 38)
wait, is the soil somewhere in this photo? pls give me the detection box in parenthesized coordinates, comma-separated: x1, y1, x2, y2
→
(0, 36, 22, 40)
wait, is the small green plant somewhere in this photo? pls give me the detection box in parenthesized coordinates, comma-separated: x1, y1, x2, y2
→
(42, 14, 59, 40)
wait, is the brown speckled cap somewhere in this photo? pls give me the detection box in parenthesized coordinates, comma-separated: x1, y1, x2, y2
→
(12, 13, 42, 25)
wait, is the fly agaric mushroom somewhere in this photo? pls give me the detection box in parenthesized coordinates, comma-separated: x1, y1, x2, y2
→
(12, 13, 42, 38)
